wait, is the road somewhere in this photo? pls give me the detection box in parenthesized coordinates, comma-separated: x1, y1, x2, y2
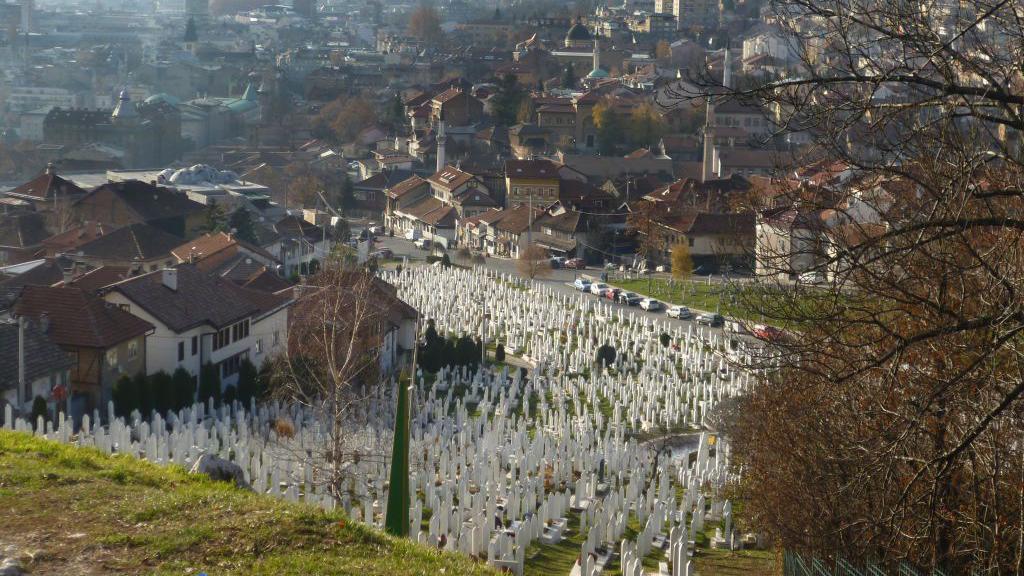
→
(368, 233, 745, 344)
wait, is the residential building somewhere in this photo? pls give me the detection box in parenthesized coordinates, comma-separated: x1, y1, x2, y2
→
(289, 274, 417, 377)
(12, 285, 154, 418)
(3, 164, 89, 213)
(71, 222, 183, 272)
(72, 180, 206, 238)
(505, 159, 561, 208)
(430, 88, 484, 128)
(102, 265, 291, 389)
(0, 318, 75, 419)
(0, 212, 48, 265)
(266, 216, 331, 278)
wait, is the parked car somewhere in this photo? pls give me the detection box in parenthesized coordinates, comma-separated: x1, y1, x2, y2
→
(618, 292, 642, 306)
(639, 298, 663, 311)
(370, 248, 393, 259)
(589, 282, 610, 296)
(368, 225, 383, 235)
(752, 324, 783, 340)
(724, 320, 749, 335)
(696, 313, 725, 327)
(413, 238, 431, 250)
(799, 271, 826, 284)
(573, 278, 592, 291)
(564, 258, 586, 269)
(666, 305, 693, 319)
(604, 287, 622, 301)
(550, 256, 567, 268)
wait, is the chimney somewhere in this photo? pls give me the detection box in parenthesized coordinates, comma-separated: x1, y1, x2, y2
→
(45, 161, 55, 175)
(162, 268, 178, 291)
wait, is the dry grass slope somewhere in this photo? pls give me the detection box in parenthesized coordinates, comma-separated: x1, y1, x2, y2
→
(0, 430, 495, 576)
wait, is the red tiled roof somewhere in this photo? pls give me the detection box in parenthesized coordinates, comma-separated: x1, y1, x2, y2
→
(42, 221, 113, 254)
(64, 266, 133, 293)
(386, 175, 430, 199)
(14, 285, 154, 349)
(432, 88, 464, 105)
(428, 166, 476, 190)
(6, 172, 88, 201)
(505, 159, 560, 180)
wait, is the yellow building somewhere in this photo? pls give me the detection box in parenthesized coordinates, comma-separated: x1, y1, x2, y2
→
(505, 159, 561, 208)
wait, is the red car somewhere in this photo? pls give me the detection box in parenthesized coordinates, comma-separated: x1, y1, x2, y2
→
(604, 287, 622, 301)
(564, 258, 586, 269)
(753, 324, 784, 341)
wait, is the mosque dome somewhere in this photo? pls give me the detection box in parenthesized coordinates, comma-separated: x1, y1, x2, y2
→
(566, 21, 592, 42)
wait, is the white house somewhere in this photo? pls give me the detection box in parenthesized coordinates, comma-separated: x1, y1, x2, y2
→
(103, 265, 291, 390)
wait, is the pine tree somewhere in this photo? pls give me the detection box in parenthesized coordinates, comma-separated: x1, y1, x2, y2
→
(113, 374, 137, 418)
(236, 359, 258, 405)
(203, 200, 228, 233)
(134, 372, 151, 417)
(228, 207, 258, 244)
(198, 363, 221, 405)
(151, 371, 175, 414)
(30, 395, 48, 425)
(172, 367, 195, 411)
(341, 176, 356, 213)
(562, 63, 577, 89)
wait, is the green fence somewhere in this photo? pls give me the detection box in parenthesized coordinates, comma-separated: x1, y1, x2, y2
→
(784, 551, 953, 576)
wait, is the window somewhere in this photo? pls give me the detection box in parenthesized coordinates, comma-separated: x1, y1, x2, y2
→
(219, 350, 249, 379)
(273, 330, 280, 346)
(688, 237, 695, 247)
(106, 349, 117, 367)
(178, 341, 184, 362)
(128, 341, 138, 360)
(213, 327, 230, 351)
(255, 338, 263, 354)
(118, 303, 130, 312)
(191, 336, 198, 356)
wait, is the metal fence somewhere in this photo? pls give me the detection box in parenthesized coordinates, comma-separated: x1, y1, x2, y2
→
(784, 551, 953, 576)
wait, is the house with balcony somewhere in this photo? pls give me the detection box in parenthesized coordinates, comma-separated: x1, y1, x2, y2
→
(102, 265, 291, 391)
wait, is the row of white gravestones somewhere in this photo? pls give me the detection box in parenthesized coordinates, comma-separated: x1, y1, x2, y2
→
(2, 265, 747, 575)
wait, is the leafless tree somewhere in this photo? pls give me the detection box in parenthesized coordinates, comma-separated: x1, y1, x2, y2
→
(656, 0, 1024, 571)
(516, 243, 551, 280)
(268, 264, 399, 501)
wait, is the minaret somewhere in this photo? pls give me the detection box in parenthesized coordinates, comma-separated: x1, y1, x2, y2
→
(592, 35, 600, 75)
(111, 88, 138, 124)
(435, 119, 447, 173)
(722, 43, 733, 90)
(701, 95, 715, 182)
(703, 48, 729, 182)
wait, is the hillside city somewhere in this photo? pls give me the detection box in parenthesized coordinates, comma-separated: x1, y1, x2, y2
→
(0, 0, 1020, 574)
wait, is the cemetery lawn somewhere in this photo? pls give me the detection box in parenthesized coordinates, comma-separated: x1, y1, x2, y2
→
(0, 430, 495, 576)
(613, 278, 755, 321)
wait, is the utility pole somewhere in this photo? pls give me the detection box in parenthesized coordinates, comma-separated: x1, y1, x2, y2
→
(527, 189, 533, 249)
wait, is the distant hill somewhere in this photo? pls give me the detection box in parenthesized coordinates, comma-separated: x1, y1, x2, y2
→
(0, 430, 494, 576)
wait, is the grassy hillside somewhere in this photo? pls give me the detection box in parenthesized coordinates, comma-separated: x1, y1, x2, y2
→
(0, 430, 494, 576)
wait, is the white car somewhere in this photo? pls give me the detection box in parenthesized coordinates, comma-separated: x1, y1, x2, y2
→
(799, 271, 826, 284)
(589, 282, 610, 296)
(724, 320, 749, 334)
(640, 298, 663, 311)
(666, 305, 692, 319)
(413, 238, 431, 250)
